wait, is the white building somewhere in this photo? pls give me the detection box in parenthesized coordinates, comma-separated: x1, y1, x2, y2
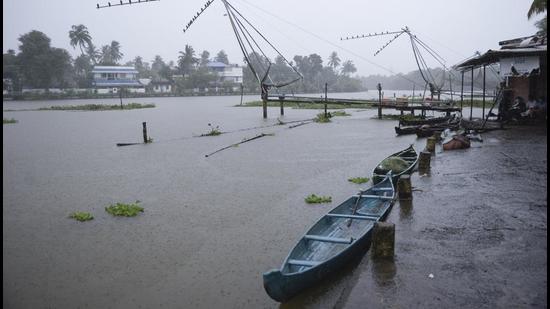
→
(91, 66, 145, 94)
(206, 62, 243, 91)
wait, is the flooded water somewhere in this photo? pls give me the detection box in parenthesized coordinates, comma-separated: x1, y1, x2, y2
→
(3, 95, 546, 308)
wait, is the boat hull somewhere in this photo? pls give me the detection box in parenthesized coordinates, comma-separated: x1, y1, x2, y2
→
(372, 145, 418, 185)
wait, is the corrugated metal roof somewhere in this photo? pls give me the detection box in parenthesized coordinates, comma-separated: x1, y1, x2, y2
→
(453, 45, 547, 70)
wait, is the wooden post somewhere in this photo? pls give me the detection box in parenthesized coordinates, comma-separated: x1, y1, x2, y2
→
(418, 150, 431, 174)
(397, 175, 412, 200)
(142, 122, 148, 143)
(239, 83, 243, 106)
(119, 87, 123, 109)
(426, 136, 436, 152)
(482, 65, 486, 120)
(372, 222, 395, 260)
(412, 84, 415, 104)
(377, 83, 382, 119)
(460, 70, 464, 117)
(279, 96, 284, 116)
(324, 83, 328, 118)
(470, 68, 474, 121)
(261, 83, 268, 119)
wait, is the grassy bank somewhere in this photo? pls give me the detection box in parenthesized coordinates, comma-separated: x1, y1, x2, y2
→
(3, 118, 18, 124)
(238, 100, 373, 110)
(38, 103, 155, 111)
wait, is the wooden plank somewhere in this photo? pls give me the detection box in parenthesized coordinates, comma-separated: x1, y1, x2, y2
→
(352, 194, 394, 200)
(304, 235, 353, 244)
(287, 259, 320, 267)
(326, 213, 378, 220)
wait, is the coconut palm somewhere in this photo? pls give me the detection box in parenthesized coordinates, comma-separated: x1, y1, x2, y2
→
(341, 60, 357, 76)
(327, 51, 341, 71)
(178, 44, 199, 76)
(69, 24, 92, 55)
(109, 41, 123, 64)
(86, 43, 100, 64)
(528, 0, 546, 19)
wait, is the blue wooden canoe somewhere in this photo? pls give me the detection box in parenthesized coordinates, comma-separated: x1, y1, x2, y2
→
(372, 145, 418, 185)
(263, 174, 396, 302)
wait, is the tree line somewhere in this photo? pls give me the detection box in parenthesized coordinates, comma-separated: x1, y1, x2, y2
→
(3, 24, 366, 95)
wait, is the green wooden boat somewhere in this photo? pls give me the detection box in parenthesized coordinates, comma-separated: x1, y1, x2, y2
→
(372, 145, 418, 185)
(263, 173, 396, 302)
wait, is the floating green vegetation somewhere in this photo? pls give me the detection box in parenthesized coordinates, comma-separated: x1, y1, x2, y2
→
(38, 103, 155, 111)
(69, 212, 94, 222)
(3, 118, 18, 124)
(105, 201, 144, 217)
(314, 113, 332, 123)
(202, 123, 222, 136)
(348, 177, 370, 184)
(305, 194, 332, 204)
(332, 110, 351, 117)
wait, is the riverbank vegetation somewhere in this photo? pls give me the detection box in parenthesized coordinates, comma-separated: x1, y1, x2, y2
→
(3, 118, 18, 124)
(38, 103, 155, 111)
(348, 177, 370, 184)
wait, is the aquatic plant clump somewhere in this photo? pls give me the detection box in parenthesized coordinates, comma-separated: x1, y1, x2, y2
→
(202, 123, 222, 136)
(39, 103, 155, 111)
(105, 202, 144, 217)
(314, 113, 332, 123)
(3, 118, 18, 124)
(348, 177, 370, 184)
(332, 110, 351, 117)
(69, 212, 94, 222)
(374, 157, 409, 174)
(305, 194, 332, 204)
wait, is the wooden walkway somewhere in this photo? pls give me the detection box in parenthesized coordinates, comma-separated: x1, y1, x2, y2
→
(267, 95, 462, 116)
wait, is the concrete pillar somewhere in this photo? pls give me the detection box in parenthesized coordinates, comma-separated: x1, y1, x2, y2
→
(372, 222, 395, 259)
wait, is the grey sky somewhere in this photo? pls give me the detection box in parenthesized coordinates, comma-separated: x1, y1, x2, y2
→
(3, 0, 541, 76)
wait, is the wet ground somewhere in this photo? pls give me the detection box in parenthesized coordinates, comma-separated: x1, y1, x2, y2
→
(3, 96, 547, 308)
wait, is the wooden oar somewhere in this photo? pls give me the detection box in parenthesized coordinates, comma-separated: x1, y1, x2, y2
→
(205, 133, 270, 157)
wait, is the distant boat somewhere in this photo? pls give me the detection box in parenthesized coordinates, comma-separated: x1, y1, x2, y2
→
(263, 174, 396, 302)
(372, 145, 418, 185)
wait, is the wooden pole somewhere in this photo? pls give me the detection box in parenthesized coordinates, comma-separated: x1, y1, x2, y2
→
(397, 175, 412, 200)
(324, 83, 328, 118)
(460, 70, 464, 117)
(279, 96, 284, 116)
(470, 68, 474, 121)
(142, 122, 148, 143)
(418, 150, 431, 174)
(449, 75, 453, 101)
(119, 87, 123, 109)
(372, 222, 395, 260)
(482, 65, 486, 120)
(240, 83, 243, 106)
(426, 136, 436, 152)
(377, 83, 382, 119)
(411, 84, 415, 104)
(261, 84, 268, 119)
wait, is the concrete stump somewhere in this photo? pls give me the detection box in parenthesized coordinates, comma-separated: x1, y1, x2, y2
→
(397, 175, 412, 200)
(372, 222, 395, 259)
(418, 151, 431, 173)
(426, 136, 436, 152)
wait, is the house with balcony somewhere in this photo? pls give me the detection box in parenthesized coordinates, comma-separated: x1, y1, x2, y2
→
(91, 66, 145, 94)
(206, 61, 243, 91)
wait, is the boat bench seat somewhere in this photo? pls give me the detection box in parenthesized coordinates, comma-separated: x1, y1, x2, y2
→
(371, 187, 393, 192)
(326, 213, 378, 220)
(353, 194, 394, 200)
(287, 259, 320, 267)
(304, 234, 353, 244)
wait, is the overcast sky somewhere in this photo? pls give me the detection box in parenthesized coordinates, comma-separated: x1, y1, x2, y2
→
(3, 0, 541, 76)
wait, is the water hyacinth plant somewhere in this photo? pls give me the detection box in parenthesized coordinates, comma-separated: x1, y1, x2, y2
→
(69, 212, 94, 222)
(348, 177, 370, 184)
(305, 194, 332, 204)
(105, 201, 144, 217)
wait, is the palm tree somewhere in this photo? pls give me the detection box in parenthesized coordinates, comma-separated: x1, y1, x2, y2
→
(528, 0, 546, 18)
(86, 43, 100, 64)
(341, 60, 357, 76)
(327, 51, 341, 71)
(109, 41, 123, 64)
(69, 24, 92, 55)
(178, 44, 199, 76)
(528, 0, 547, 35)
